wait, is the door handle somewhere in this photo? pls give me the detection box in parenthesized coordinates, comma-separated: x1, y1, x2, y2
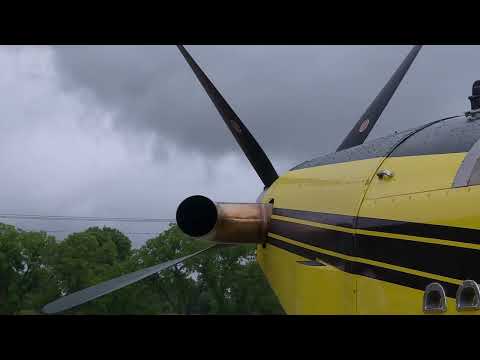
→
(377, 169, 394, 180)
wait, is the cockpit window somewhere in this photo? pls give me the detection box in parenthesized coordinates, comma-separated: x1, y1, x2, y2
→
(390, 116, 480, 158)
(291, 129, 414, 170)
(453, 136, 480, 187)
(292, 115, 480, 173)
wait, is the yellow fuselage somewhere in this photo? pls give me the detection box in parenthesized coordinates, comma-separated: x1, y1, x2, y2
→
(257, 116, 480, 314)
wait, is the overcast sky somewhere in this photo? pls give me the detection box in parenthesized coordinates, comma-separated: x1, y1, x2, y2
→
(1, 45, 479, 247)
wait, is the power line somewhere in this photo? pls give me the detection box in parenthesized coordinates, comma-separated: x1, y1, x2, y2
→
(16, 227, 164, 236)
(0, 213, 176, 223)
(38, 230, 161, 236)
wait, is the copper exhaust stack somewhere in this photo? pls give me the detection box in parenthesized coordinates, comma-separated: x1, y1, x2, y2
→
(176, 195, 272, 244)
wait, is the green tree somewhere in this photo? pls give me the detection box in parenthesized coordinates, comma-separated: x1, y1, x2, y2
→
(133, 224, 207, 314)
(133, 224, 283, 314)
(0, 224, 24, 314)
(0, 223, 283, 315)
(15, 230, 59, 312)
(191, 244, 284, 314)
(52, 226, 138, 314)
(0, 224, 60, 314)
(84, 227, 132, 261)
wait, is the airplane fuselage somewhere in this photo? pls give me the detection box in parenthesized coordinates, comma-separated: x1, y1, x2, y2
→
(258, 114, 480, 314)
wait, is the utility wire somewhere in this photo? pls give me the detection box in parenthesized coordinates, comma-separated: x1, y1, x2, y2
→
(0, 213, 176, 223)
(1, 214, 177, 237)
(21, 229, 162, 236)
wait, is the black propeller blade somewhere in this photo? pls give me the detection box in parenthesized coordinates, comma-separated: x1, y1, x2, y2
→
(177, 45, 278, 188)
(337, 45, 423, 152)
(42, 244, 218, 314)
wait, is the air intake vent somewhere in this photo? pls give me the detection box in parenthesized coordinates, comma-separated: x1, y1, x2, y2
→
(456, 280, 480, 311)
(423, 283, 447, 314)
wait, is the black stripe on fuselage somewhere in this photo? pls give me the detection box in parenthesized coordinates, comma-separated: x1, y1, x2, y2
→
(273, 208, 355, 228)
(267, 237, 459, 298)
(270, 219, 354, 255)
(271, 217, 480, 283)
(356, 234, 480, 282)
(274, 207, 480, 246)
(269, 209, 480, 297)
(270, 219, 353, 272)
(357, 217, 480, 246)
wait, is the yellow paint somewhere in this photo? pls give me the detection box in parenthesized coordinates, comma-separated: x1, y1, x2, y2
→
(256, 241, 299, 314)
(269, 157, 384, 215)
(257, 241, 356, 314)
(366, 153, 466, 199)
(357, 152, 479, 314)
(294, 260, 355, 314)
(356, 276, 458, 315)
(360, 185, 480, 230)
(257, 152, 480, 315)
(258, 158, 382, 314)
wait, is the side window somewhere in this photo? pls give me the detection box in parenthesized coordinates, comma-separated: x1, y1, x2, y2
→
(387, 116, 480, 190)
(453, 138, 480, 187)
(365, 117, 480, 200)
(291, 129, 414, 170)
(390, 117, 480, 158)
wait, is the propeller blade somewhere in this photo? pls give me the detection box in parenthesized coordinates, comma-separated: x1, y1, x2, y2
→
(337, 45, 423, 151)
(177, 45, 278, 188)
(42, 244, 218, 314)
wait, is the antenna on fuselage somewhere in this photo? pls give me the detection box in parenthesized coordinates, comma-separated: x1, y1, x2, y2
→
(469, 80, 480, 111)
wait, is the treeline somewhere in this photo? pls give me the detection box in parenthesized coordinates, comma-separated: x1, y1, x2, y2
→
(0, 223, 283, 314)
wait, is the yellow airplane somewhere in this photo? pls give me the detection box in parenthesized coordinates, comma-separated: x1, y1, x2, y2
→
(43, 45, 480, 315)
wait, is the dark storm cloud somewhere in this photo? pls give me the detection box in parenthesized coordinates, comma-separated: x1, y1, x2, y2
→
(0, 46, 267, 247)
(3, 45, 480, 247)
(51, 45, 480, 167)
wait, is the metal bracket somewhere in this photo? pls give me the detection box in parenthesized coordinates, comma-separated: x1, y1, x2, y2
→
(297, 260, 325, 267)
(377, 169, 394, 180)
(465, 109, 480, 121)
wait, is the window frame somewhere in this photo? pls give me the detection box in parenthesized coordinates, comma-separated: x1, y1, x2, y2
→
(453, 136, 480, 187)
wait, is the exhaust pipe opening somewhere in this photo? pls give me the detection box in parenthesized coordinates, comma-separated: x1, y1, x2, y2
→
(176, 195, 272, 244)
(176, 195, 218, 237)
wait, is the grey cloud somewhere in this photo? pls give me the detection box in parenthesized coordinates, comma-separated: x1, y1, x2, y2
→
(3, 45, 480, 248)
(51, 45, 480, 168)
(0, 46, 280, 247)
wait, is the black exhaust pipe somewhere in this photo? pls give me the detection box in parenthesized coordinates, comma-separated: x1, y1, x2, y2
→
(176, 195, 272, 244)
